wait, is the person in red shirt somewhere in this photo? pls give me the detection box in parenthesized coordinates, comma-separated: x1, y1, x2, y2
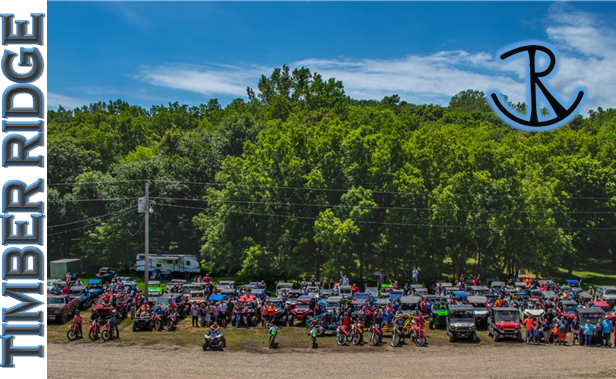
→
(342, 312, 351, 331)
(472, 274, 480, 286)
(389, 279, 399, 290)
(62, 286, 69, 295)
(204, 274, 211, 284)
(73, 310, 83, 338)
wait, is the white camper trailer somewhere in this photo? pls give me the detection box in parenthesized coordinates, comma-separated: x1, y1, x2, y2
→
(135, 253, 200, 278)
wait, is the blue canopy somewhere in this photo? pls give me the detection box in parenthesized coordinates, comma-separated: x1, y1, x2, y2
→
(208, 295, 225, 301)
(566, 280, 580, 284)
(88, 279, 101, 285)
(453, 291, 469, 297)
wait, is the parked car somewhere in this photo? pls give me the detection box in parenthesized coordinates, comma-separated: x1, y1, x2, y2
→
(447, 304, 478, 342)
(597, 286, 616, 303)
(47, 294, 79, 324)
(488, 307, 522, 342)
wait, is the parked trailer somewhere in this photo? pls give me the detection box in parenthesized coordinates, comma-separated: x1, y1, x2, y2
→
(135, 253, 200, 277)
(50, 258, 82, 279)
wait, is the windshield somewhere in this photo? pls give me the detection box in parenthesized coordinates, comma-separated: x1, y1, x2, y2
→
(155, 298, 169, 306)
(494, 311, 519, 323)
(380, 287, 392, 293)
(190, 293, 204, 299)
(239, 301, 254, 309)
(400, 303, 417, 311)
(451, 311, 475, 319)
(563, 305, 576, 313)
(271, 302, 283, 308)
(604, 289, 616, 295)
(471, 303, 487, 309)
(353, 294, 370, 301)
(48, 297, 65, 305)
(295, 303, 310, 310)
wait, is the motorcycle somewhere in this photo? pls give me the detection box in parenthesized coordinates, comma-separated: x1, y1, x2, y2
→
(410, 324, 427, 347)
(166, 312, 177, 331)
(101, 321, 118, 341)
(369, 324, 382, 346)
(67, 320, 82, 341)
(390, 322, 405, 347)
(152, 313, 164, 331)
(310, 326, 319, 349)
(268, 323, 279, 349)
(203, 331, 226, 351)
(350, 322, 363, 345)
(88, 319, 101, 341)
(337, 323, 349, 346)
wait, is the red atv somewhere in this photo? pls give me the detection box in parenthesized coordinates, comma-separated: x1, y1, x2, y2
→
(288, 296, 313, 326)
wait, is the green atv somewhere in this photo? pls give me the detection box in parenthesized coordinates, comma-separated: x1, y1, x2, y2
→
(379, 284, 393, 298)
(430, 301, 448, 329)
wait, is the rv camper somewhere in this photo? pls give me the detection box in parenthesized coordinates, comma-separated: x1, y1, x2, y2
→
(135, 253, 200, 278)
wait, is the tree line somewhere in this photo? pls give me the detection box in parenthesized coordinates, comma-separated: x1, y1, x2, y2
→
(48, 64, 616, 286)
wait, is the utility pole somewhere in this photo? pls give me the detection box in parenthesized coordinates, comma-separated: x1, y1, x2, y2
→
(144, 182, 149, 303)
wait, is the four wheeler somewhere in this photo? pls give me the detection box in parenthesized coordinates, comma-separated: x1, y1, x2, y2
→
(306, 312, 338, 336)
(133, 311, 156, 332)
(288, 296, 313, 326)
(266, 297, 289, 325)
(66, 319, 82, 341)
(488, 307, 522, 342)
(203, 330, 226, 351)
(468, 295, 490, 327)
(446, 304, 478, 342)
(430, 299, 449, 329)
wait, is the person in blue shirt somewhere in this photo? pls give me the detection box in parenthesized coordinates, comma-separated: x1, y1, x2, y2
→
(601, 316, 613, 348)
(583, 319, 595, 346)
(258, 290, 267, 302)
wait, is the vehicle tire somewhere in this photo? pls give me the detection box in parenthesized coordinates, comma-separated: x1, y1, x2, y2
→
(391, 334, 400, 347)
(337, 333, 347, 346)
(251, 316, 257, 326)
(67, 330, 77, 341)
(370, 334, 378, 346)
(416, 335, 426, 347)
(288, 317, 294, 327)
(87, 298, 92, 308)
(147, 322, 153, 331)
(218, 341, 224, 351)
(88, 330, 98, 341)
(269, 335, 274, 349)
(60, 313, 68, 324)
(180, 308, 186, 319)
(123, 308, 128, 319)
(448, 332, 454, 343)
(429, 317, 434, 330)
(316, 327, 324, 337)
(202, 341, 208, 351)
(167, 321, 174, 331)
(472, 331, 478, 343)
(155, 320, 162, 331)
(352, 333, 361, 345)
(493, 333, 500, 342)
(517, 332, 523, 342)
(132, 323, 137, 332)
(101, 330, 111, 341)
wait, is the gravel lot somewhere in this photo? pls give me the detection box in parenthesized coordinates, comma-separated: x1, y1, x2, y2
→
(48, 341, 616, 378)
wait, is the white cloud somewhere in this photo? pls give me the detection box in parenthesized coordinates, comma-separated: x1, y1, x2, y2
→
(48, 93, 90, 110)
(125, 4, 614, 114)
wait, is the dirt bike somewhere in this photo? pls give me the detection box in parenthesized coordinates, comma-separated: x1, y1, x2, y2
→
(369, 324, 382, 346)
(67, 320, 82, 341)
(410, 324, 427, 347)
(151, 313, 164, 331)
(337, 323, 349, 346)
(166, 312, 177, 331)
(390, 322, 405, 347)
(350, 322, 364, 345)
(101, 320, 119, 341)
(310, 326, 319, 349)
(88, 319, 101, 340)
(268, 323, 279, 349)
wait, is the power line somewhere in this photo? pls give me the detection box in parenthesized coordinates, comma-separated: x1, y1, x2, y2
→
(48, 206, 136, 228)
(156, 203, 616, 231)
(150, 196, 616, 215)
(48, 206, 136, 236)
(47, 179, 616, 201)
(48, 197, 139, 203)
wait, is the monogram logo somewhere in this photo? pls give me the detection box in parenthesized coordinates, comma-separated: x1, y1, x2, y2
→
(488, 43, 586, 131)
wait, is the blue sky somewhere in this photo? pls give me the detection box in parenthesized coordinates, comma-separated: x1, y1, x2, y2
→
(48, 2, 616, 114)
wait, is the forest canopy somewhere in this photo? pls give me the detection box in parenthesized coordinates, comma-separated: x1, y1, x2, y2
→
(47, 65, 616, 285)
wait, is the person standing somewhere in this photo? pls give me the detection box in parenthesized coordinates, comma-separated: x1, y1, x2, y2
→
(260, 303, 268, 327)
(523, 316, 533, 344)
(583, 319, 594, 346)
(219, 301, 227, 327)
(412, 267, 419, 285)
(191, 303, 199, 327)
(601, 315, 613, 348)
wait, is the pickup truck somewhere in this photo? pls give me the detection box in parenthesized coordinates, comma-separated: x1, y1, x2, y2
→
(47, 294, 79, 324)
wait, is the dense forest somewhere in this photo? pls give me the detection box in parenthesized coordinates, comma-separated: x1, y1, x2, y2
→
(48, 65, 616, 285)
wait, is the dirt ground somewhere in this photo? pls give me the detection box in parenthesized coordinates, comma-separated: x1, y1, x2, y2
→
(48, 340, 616, 379)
